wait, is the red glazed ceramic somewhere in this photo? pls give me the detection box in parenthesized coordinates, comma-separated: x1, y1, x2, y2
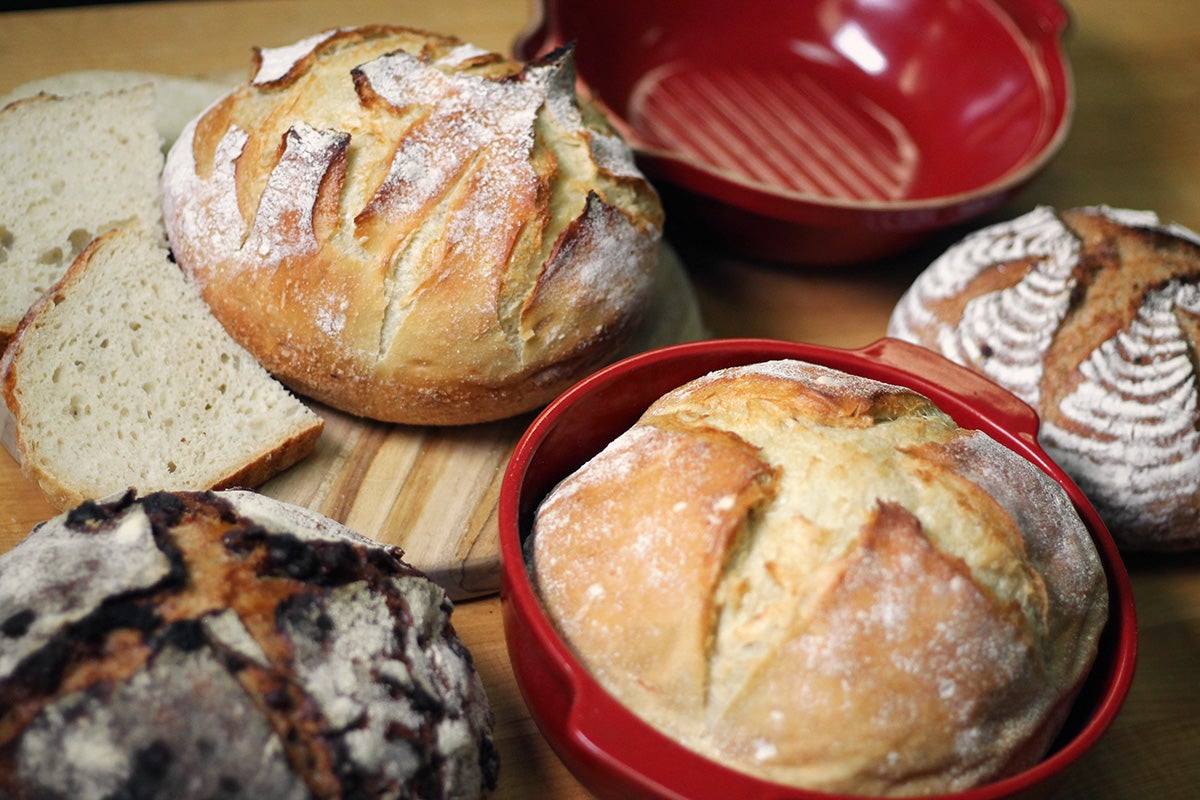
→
(515, 0, 1074, 265)
(499, 337, 1137, 800)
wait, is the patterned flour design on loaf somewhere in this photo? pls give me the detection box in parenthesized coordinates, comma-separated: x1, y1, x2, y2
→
(0, 490, 498, 799)
(528, 359, 1107, 796)
(889, 206, 1080, 407)
(888, 204, 1200, 549)
(1042, 280, 1200, 534)
(161, 27, 663, 424)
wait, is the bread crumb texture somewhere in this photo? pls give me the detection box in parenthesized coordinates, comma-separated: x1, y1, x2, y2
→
(0, 85, 164, 347)
(0, 223, 322, 510)
(0, 490, 498, 799)
(161, 26, 663, 424)
(529, 359, 1107, 796)
(889, 205, 1200, 550)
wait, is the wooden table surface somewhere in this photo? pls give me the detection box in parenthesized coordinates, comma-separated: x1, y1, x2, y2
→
(1, 1, 1198, 798)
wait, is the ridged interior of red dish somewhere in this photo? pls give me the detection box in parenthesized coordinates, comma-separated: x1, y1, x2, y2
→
(523, 0, 1070, 203)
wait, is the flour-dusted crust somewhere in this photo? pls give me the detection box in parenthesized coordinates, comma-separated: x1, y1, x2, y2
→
(889, 205, 1200, 550)
(528, 360, 1107, 796)
(161, 26, 663, 425)
(0, 490, 498, 799)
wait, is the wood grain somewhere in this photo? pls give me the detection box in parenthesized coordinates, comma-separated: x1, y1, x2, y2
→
(2, 1, 1199, 799)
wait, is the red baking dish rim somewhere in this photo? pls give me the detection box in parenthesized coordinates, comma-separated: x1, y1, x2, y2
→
(499, 337, 1137, 800)
(514, 0, 1075, 226)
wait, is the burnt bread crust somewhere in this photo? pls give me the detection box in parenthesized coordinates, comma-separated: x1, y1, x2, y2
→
(889, 205, 1200, 550)
(0, 490, 498, 799)
(161, 26, 664, 425)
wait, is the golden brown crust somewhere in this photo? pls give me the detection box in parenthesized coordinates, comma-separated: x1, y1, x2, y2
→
(528, 422, 776, 714)
(529, 359, 1107, 796)
(161, 26, 663, 425)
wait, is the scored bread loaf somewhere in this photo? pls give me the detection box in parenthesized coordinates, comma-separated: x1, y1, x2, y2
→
(160, 25, 664, 425)
(0, 222, 323, 510)
(0, 84, 164, 349)
(0, 489, 498, 799)
(528, 359, 1108, 796)
(888, 205, 1200, 551)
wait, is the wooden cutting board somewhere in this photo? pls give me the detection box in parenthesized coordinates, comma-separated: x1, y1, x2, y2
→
(1, 246, 705, 600)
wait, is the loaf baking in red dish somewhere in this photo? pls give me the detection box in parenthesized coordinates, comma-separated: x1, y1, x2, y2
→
(527, 359, 1107, 796)
(0, 489, 497, 799)
(889, 205, 1200, 551)
(161, 26, 664, 425)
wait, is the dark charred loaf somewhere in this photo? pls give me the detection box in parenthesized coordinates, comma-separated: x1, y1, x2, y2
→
(0, 489, 497, 799)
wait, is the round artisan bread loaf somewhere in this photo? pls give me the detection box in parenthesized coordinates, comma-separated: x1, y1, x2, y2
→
(527, 359, 1108, 796)
(888, 205, 1200, 551)
(161, 25, 664, 425)
(0, 489, 498, 799)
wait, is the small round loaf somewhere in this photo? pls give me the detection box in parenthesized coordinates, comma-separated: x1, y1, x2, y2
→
(888, 205, 1200, 551)
(161, 25, 664, 425)
(0, 489, 498, 799)
(527, 359, 1107, 796)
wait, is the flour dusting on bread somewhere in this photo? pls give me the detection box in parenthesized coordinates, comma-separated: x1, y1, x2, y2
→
(0, 490, 498, 799)
(889, 205, 1200, 549)
(162, 26, 664, 425)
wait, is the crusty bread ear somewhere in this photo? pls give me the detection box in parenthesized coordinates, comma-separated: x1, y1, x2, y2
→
(0, 223, 323, 509)
(0, 84, 164, 349)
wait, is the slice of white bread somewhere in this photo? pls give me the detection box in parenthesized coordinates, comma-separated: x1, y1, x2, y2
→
(0, 70, 235, 150)
(0, 84, 164, 348)
(0, 222, 324, 510)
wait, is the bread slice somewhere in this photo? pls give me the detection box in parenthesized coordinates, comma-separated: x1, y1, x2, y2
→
(0, 222, 324, 510)
(0, 69, 235, 150)
(0, 84, 164, 349)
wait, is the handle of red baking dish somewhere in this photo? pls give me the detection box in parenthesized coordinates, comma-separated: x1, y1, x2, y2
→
(854, 338, 1044, 444)
(993, 0, 1071, 40)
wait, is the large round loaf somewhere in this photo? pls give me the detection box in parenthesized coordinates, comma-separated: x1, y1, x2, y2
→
(161, 26, 664, 425)
(888, 205, 1200, 551)
(527, 359, 1107, 796)
(0, 489, 498, 799)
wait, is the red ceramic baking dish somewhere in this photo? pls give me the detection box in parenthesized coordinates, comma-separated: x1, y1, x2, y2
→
(515, 0, 1074, 265)
(499, 337, 1136, 800)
